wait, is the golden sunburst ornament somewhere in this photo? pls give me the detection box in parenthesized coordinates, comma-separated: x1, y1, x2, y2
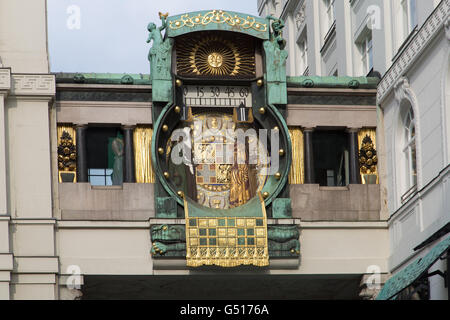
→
(176, 32, 255, 78)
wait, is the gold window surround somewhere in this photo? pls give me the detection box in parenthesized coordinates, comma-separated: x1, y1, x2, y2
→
(288, 127, 304, 185)
(134, 126, 155, 183)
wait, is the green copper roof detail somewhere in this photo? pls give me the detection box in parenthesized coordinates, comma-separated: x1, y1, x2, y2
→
(376, 235, 450, 300)
(166, 10, 270, 40)
(54, 73, 151, 85)
(287, 76, 379, 89)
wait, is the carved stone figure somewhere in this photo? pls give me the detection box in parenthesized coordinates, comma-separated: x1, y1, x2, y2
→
(147, 12, 172, 81)
(264, 16, 288, 82)
(111, 133, 124, 186)
(266, 15, 286, 50)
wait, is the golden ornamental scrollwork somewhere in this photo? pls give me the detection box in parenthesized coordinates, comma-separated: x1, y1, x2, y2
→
(169, 10, 267, 32)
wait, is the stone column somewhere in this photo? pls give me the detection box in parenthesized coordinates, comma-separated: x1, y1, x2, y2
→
(303, 128, 315, 184)
(123, 126, 136, 183)
(75, 124, 88, 183)
(348, 128, 361, 184)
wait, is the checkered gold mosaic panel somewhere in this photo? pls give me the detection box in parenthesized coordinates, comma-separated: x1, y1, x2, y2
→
(186, 217, 269, 267)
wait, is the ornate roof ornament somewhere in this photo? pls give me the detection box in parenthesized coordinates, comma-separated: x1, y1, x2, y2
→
(168, 10, 267, 32)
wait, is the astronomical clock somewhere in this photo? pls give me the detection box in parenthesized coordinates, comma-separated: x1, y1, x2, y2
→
(148, 10, 298, 267)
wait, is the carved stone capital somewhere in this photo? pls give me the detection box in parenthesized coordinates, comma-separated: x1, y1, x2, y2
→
(394, 76, 411, 105)
(0, 69, 11, 91)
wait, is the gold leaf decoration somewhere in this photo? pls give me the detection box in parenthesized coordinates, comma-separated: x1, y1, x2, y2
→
(359, 135, 378, 174)
(58, 131, 76, 172)
(176, 32, 256, 78)
(169, 10, 267, 32)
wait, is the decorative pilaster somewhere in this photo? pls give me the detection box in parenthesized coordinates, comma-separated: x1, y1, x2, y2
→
(123, 126, 136, 183)
(0, 69, 10, 215)
(348, 128, 361, 184)
(75, 125, 88, 183)
(303, 128, 315, 184)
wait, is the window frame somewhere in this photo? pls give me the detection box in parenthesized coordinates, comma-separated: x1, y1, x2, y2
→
(402, 108, 417, 190)
(322, 0, 336, 38)
(401, 0, 418, 39)
(88, 168, 114, 186)
(297, 37, 308, 75)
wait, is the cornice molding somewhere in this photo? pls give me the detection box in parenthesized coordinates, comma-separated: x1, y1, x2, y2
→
(0, 69, 11, 91)
(377, 0, 450, 105)
(10, 74, 55, 97)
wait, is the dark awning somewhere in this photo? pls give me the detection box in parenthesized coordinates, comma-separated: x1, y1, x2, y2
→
(376, 235, 450, 300)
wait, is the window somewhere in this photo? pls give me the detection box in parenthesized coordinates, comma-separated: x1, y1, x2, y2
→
(86, 127, 124, 186)
(403, 108, 417, 191)
(322, 0, 336, 37)
(313, 130, 349, 187)
(402, 0, 417, 38)
(297, 38, 308, 75)
(88, 169, 113, 186)
(359, 33, 373, 75)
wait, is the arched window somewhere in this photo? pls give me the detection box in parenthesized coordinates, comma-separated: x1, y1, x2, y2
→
(403, 107, 417, 193)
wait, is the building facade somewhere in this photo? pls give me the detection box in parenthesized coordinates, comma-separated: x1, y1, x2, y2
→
(0, 0, 395, 300)
(258, 0, 450, 300)
(258, 0, 443, 77)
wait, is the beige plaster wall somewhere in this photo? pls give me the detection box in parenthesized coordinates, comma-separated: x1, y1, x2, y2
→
(0, 0, 50, 73)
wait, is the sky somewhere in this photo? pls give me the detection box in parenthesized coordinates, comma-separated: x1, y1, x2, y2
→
(47, 0, 259, 74)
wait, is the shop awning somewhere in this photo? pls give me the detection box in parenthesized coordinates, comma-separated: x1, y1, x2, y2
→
(376, 235, 450, 300)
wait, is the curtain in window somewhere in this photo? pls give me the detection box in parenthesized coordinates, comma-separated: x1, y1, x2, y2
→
(358, 128, 378, 184)
(288, 127, 304, 184)
(133, 126, 155, 183)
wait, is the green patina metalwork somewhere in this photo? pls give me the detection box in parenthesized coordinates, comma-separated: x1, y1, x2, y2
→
(150, 224, 300, 257)
(156, 197, 178, 218)
(272, 198, 292, 219)
(254, 103, 292, 208)
(264, 16, 288, 105)
(54, 73, 151, 85)
(147, 14, 173, 103)
(184, 195, 263, 218)
(165, 10, 269, 40)
(54, 73, 379, 90)
(151, 224, 186, 256)
(376, 235, 450, 300)
(287, 76, 379, 89)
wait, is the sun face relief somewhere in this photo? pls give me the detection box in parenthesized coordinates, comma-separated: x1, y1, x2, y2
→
(176, 31, 256, 78)
(207, 52, 223, 68)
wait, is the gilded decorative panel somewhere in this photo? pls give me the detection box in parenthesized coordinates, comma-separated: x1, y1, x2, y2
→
(176, 31, 256, 79)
